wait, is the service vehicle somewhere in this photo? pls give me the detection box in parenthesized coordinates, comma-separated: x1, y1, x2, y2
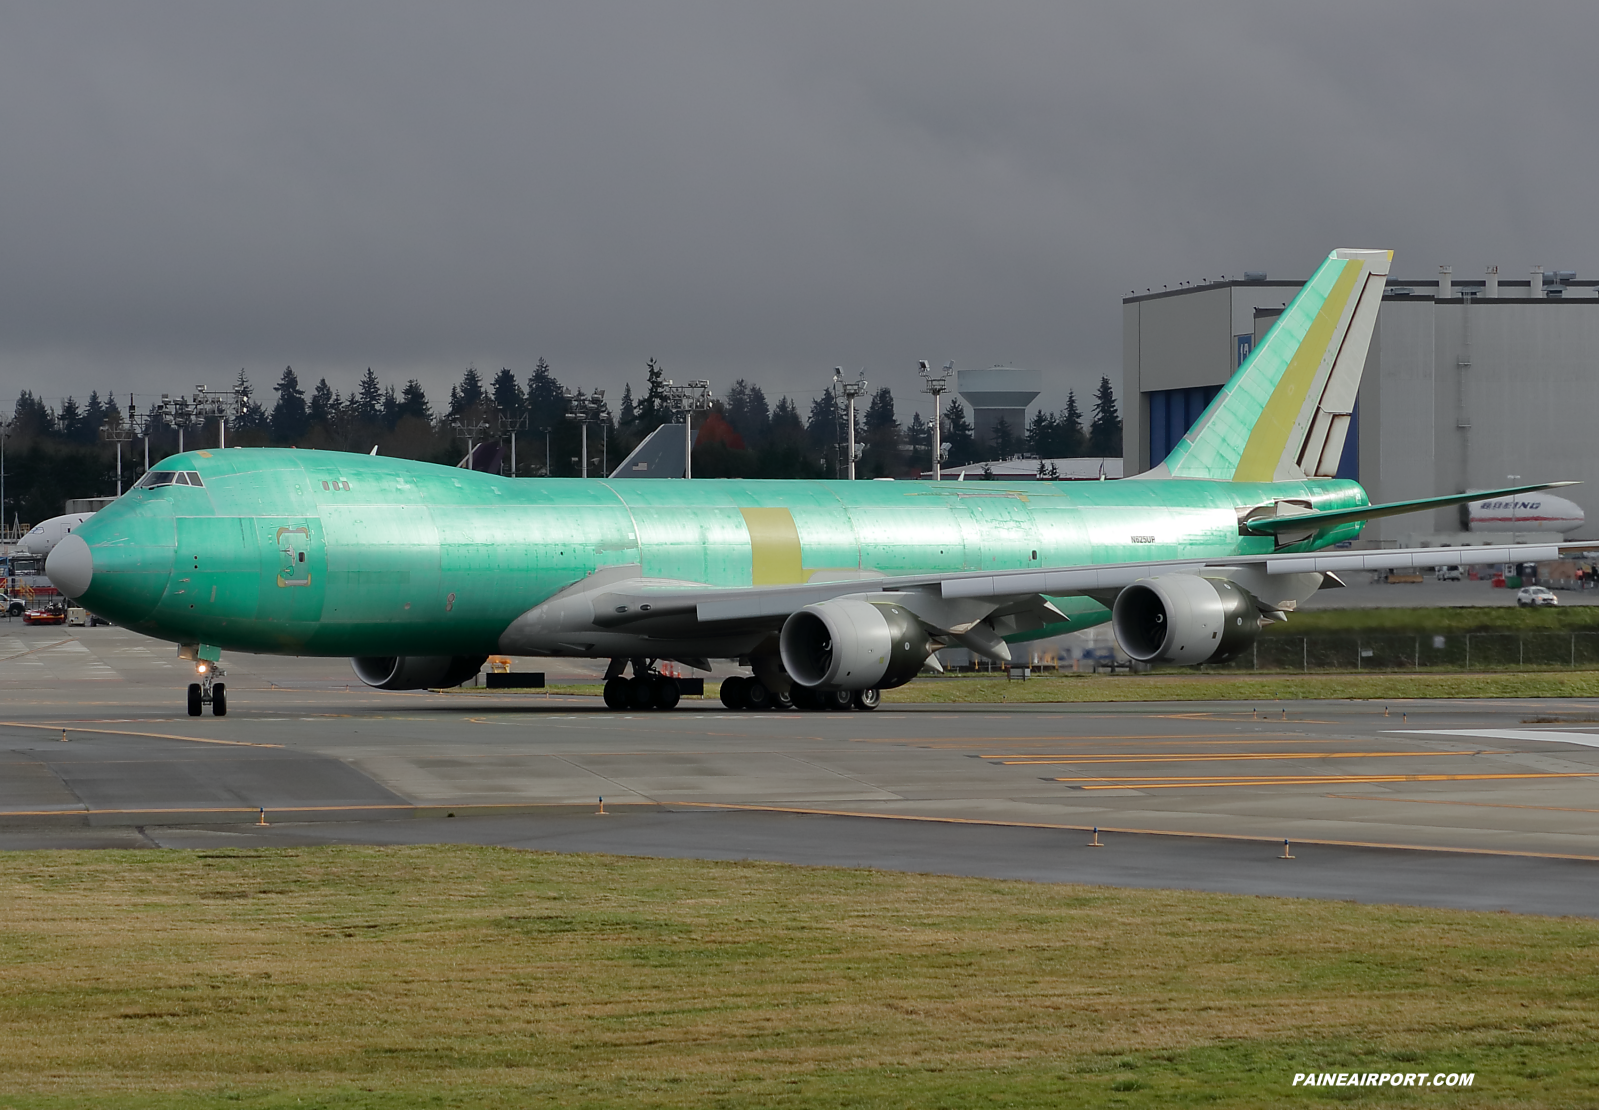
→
(1517, 585, 1559, 607)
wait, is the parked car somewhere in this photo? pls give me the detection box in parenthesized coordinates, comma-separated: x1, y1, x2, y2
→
(1, 594, 24, 617)
(1517, 586, 1559, 607)
(1435, 565, 1463, 581)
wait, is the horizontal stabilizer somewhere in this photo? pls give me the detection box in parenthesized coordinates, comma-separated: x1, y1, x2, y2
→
(1243, 481, 1580, 537)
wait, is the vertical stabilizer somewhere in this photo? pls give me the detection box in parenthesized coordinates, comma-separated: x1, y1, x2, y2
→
(1154, 248, 1391, 481)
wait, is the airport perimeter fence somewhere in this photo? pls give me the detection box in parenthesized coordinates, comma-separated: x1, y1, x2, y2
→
(1215, 632, 1599, 673)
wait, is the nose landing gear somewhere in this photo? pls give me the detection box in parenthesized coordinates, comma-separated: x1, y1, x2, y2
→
(187, 661, 227, 717)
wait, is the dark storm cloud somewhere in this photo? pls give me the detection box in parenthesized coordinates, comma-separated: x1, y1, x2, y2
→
(3, 3, 1597, 413)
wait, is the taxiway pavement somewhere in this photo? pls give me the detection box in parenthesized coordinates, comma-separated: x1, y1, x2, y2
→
(6, 622, 1599, 915)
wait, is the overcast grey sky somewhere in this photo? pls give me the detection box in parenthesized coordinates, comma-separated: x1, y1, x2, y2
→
(3, 3, 1596, 419)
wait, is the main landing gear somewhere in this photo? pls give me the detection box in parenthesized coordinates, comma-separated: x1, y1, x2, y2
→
(186, 660, 227, 717)
(722, 677, 879, 712)
(602, 658, 682, 711)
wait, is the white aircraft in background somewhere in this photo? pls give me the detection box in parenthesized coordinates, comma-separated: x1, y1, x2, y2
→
(1467, 492, 1585, 535)
(18, 513, 95, 557)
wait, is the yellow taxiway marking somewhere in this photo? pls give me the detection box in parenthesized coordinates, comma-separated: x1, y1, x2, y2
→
(1056, 772, 1599, 790)
(998, 750, 1506, 765)
(0, 721, 282, 749)
(661, 801, 1599, 861)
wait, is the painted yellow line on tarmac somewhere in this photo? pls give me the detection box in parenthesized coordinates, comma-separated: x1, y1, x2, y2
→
(0, 721, 282, 749)
(999, 751, 1507, 765)
(1058, 772, 1599, 790)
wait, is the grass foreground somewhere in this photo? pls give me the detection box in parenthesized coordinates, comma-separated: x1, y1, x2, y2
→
(2, 845, 1597, 1108)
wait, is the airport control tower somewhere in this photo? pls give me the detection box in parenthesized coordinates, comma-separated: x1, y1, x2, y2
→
(956, 366, 1042, 446)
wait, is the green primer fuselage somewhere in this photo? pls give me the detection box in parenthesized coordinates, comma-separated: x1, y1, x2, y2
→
(70, 448, 1368, 658)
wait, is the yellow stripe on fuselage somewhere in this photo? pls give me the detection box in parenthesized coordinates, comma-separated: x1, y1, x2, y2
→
(739, 507, 805, 585)
(1233, 259, 1364, 482)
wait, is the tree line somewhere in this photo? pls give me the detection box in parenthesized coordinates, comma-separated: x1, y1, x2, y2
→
(2, 363, 1121, 526)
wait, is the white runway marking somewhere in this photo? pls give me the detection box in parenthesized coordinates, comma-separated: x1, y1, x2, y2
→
(1395, 729, 1599, 750)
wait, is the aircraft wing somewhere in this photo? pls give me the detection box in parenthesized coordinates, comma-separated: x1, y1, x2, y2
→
(508, 539, 1577, 664)
(576, 541, 1566, 627)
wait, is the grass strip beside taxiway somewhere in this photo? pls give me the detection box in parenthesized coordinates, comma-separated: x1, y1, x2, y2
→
(0, 844, 1595, 1108)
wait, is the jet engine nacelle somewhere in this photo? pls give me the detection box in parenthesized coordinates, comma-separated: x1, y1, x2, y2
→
(780, 599, 933, 690)
(351, 655, 487, 691)
(1112, 574, 1260, 665)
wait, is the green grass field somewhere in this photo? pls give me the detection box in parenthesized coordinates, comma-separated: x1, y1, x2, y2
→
(1, 845, 1596, 1108)
(1263, 605, 1599, 636)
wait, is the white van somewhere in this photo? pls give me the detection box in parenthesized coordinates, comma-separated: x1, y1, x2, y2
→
(1435, 565, 1463, 581)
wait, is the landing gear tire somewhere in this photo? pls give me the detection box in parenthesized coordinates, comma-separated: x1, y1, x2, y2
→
(852, 687, 880, 711)
(187, 683, 203, 717)
(629, 677, 656, 710)
(212, 683, 228, 717)
(652, 677, 681, 710)
(789, 685, 819, 710)
(773, 689, 794, 710)
(824, 688, 855, 711)
(720, 675, 748, 709)
(604, 677, 631, 709)
(744, 680, 772, 710)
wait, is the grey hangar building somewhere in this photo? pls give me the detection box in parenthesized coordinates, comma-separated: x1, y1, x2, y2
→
(1121, 266, 1599, 544)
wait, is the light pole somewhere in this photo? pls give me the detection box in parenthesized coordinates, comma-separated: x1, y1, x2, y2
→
(834, 368, 867, 480)
(451, 414, 489, 466)
(500, 410, 529, 476)
(564, 389, 606, 478)
(102, 416, 134, 495)
(664, 380, 713, 479)
(918, 360, 950, 481)
(191, 385, 244, 449)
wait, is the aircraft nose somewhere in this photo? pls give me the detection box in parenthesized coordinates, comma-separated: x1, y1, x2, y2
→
(46, 533, 94, 597)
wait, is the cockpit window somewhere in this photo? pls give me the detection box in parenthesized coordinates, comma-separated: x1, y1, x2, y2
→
(133, 470, 204, 489)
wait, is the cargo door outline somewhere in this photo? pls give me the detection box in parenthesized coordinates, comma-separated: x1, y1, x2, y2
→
(276, 526, 313, 587)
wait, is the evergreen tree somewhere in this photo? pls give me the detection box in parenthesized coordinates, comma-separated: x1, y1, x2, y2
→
(309, 378, 337, 427)
(942, 398, 977, 466)
(525, 357, 566, 434)
(861, 387, 902, 477)
(83, 392, 106, 442)
(1026, 409, 1056, 458)
(807, 388, 842, 475)
(618, 383, 636, 429)
(636, 358, 671, 434)
(452, 367, 484, 416)
(1061, 390, 1085, 457)
(491, 368, 523, 417)
(724, 379, 770, 449)
(233, 369, 268, 430)
(58, 396, 84, 443)
(989, 414, 1016, 460)
(355, 368, 384, 425)
(1088, 376, 1122, 457)
(10, 391, 54, 436)
(382, 385, 400, 428)
(770, 396, 804, 439)
(271, 368, 309, 441)
(397, 380, 431, 423)
(907, 411, 930, 472)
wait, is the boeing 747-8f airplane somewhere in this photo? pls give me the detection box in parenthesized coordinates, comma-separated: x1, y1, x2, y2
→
(47, 249, 1574, 715)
